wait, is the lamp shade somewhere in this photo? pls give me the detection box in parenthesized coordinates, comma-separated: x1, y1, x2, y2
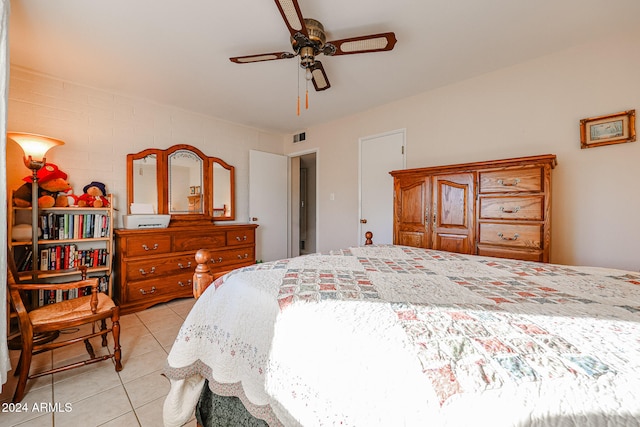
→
(7, 132, 65, 164)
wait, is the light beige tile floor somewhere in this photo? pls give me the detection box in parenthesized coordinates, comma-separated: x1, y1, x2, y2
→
(1, 298, 197, 427)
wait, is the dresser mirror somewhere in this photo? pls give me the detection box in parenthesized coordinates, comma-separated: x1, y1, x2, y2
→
(126, 144, 235, 222)
(168, 148, 204, 214)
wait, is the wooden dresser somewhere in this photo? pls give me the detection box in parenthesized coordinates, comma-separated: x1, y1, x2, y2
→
(390, 154, 556, 262)
(114, 223, 257, 314)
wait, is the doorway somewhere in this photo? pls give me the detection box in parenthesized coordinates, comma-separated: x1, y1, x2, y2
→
(290, 151, 317, 257)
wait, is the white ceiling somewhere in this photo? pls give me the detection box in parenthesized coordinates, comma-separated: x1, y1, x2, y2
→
(8, 0, 640, 134)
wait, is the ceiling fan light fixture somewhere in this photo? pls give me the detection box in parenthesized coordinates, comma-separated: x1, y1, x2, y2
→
(299, 46, 315, 68)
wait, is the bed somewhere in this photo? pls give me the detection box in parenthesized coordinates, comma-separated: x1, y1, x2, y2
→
(163, 242, 640, 427)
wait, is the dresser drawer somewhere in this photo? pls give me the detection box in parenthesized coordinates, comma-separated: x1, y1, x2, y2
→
(126, 272, 193, 302)
(479, 223, 542, 249)
(479, 196, 544, 220)
(124, 253, 196, 281)
(124, 235, 172, 257)
(477, 245, 543, 262)
(208, 246, 255, 269)
(174, 231, 226, 252)
(226, 229, 255, 246)
(479, 167, 543, 193)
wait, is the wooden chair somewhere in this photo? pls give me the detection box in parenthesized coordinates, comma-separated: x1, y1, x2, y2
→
(7, 255, 122, 403)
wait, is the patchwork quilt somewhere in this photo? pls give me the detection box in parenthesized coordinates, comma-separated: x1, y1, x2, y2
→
(163, 245, 640, 427)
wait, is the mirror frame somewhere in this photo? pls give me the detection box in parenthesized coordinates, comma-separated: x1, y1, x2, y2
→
(126, 144, 235, 223)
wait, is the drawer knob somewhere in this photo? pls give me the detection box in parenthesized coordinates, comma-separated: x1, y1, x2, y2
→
(178, 280, 192, 287)
(139, 267, 156, 276)
(499, 206, 521, 214)
(237, 253, 248, 259)
(178, 262, 192, 269)
(142, 243, 159, 251)
(236, 235, 247, 241)
(209, 257, 223, 264)
(498, 232, 520, 241)
(139, 286, 156, 295)
(497, 178, 520, 187)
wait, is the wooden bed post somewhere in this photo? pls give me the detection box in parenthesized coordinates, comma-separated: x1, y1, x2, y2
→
(193, 249, 214, 299)
(365, 231, 373, 245)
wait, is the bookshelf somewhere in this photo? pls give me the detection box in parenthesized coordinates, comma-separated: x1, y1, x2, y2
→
(8, 194, 114, 301)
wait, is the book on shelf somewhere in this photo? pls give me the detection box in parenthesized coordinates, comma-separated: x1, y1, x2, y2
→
(16, 247, 33, 272)
(37, 212, 110, 241)
(37, 273, 110, 306)
(40, 249, 49, 270)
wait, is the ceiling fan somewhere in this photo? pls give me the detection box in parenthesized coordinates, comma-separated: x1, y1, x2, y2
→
(229, 0, 397, 93)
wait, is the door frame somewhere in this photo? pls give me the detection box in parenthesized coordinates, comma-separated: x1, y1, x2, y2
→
(288, 147, 320, 257)
(358, 129, 406, 245)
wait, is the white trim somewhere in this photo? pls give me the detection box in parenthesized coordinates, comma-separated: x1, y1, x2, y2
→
(1, 0, 11, 386)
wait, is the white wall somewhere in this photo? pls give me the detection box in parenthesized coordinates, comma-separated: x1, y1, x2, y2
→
(286, 28, 640, 271)
(6, 67, 285, 227)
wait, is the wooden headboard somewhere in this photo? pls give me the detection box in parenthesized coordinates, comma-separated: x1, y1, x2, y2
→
(191, 231, 374, 299)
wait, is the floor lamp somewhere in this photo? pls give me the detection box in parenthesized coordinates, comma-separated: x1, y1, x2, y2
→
(7, 132, 64, 280)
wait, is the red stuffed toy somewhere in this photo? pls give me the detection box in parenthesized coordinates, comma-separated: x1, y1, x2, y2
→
(77, 181, 110, 208)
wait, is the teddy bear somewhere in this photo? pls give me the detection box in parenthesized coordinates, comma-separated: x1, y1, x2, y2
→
(77, 181, 110, 208)
(13, 163, 72, 208)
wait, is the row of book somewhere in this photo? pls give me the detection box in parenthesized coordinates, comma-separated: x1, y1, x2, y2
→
(40, 212, 110, 241)
(38, 275, 110, 307)
(15, 244, 109, 272)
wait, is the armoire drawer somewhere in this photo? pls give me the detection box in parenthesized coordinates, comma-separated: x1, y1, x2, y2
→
(124, 253, 196, 281)
(479, 223, 542, 249)
(124, 235, 172, 257)
(479, 167, 543, 193)
(479, 196, 544, 220)
(126, 272, 194, 303)
(477, 245, 543, 262)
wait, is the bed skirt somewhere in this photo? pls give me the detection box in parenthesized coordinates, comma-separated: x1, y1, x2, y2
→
(196, 380, 268, 427)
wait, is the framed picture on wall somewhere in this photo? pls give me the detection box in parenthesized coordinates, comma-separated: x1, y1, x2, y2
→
(580, 109, 636, 149)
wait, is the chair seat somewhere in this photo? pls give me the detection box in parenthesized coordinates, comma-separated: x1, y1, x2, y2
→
(29, 293, 116, 326)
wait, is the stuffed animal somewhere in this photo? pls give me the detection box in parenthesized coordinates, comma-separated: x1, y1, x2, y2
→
(57, 188, 79, 208)
(13, 163, 72, 208)
(77, 181, 110, 208)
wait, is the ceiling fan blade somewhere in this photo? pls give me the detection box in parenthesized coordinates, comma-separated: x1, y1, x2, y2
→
(230, 52, 295, 63)
(273, 0, 308, 38)
(310, 61, 330, 91)
(324, 32, 397, 56)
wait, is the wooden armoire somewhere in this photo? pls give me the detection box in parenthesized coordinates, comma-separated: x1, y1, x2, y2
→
(390, 154, 557, 262)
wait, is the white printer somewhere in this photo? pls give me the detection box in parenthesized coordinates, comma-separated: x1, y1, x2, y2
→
(122, 203, 170, 229)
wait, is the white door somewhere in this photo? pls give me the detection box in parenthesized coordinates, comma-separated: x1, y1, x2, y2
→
(249, 150, 288, 262)
(359, 130, 406, 245)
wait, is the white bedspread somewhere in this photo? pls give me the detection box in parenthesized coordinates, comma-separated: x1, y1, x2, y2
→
(163, 245, 640, 426)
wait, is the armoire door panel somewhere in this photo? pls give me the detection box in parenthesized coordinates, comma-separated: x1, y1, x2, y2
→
(398, 231, 427, 248)
(399, 181, 427, 225)
(436, 180, 468, 227)
(432, 173, 475, 254)
(394, 177, 430, 248)
(435, 234, 472, 254)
